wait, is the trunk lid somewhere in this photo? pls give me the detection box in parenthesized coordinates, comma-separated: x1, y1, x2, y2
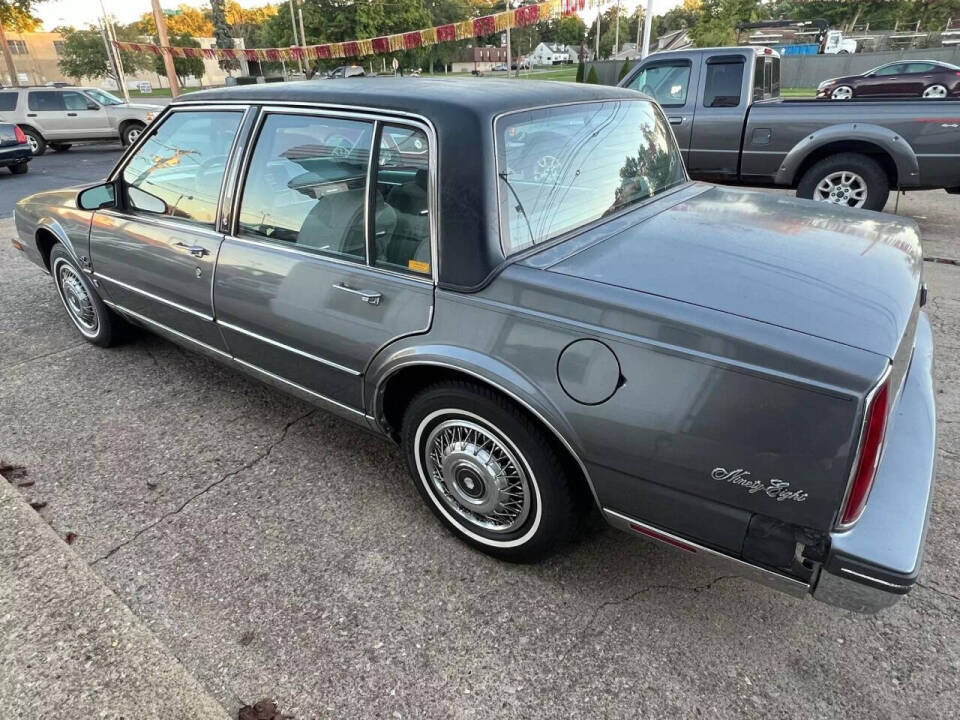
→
(543, 185, 922, 358)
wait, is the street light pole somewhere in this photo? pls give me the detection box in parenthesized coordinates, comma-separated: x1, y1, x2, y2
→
(99, 0, 130, 102)
(288, 0, 303, 73)
(151, 0, 180, 97)
(614, 0, 620, 56)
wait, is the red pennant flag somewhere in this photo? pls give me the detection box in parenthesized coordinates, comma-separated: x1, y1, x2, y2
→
(244, 49, 258, 61)
(316, 44, 331, 59)
(342, 41, 360, 56)
(473, 15, 496, 37)
(515, 5, 539, 26)
(436, 24, 456, 42)
(403, 31, 422, 49)
(371, 36, 390, 54)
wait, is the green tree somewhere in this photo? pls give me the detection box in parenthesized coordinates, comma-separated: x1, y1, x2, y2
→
(618, 57, 630, 81)
(586, 64, 598, 84)
(688, 0, 759, 48)
(56, 25, 153, 85)
(153, 32, 205, 85)
(210, 0, 238, 72)
(575, 58, 584, 82)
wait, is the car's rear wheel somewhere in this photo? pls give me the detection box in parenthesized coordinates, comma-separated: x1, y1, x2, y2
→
(401, 381, 584, 562)
(121, 122, 145, 146)
(830, 85, 853, 100)
(49, 245, 122, 347)
(50, 143, 72, 152)
(22, 128, 46, 156)
(9, 162, 28, 174)
(922, 84, 948, 99)
(797, 153, 889, 211)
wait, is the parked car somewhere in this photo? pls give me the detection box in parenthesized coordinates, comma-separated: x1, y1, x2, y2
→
(492, 64, 508, 72)
(816, 60, 960, 100)
(0, 121, 31, 174)
(0, 86, 161, 156)
(325, 65, 366, 78)
(619, 46, 960, 210)
(13, 79, 935, 613)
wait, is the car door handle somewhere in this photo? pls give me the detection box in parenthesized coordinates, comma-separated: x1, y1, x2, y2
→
(67, 112, 77, 116)
(668, 116, 683, 125)
(26, 113, 36, 117)
(173, 241, 209, 258)
(333, 282, 381, 306)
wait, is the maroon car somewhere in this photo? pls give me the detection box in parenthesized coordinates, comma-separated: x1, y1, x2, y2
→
(817, 60, 960, 100)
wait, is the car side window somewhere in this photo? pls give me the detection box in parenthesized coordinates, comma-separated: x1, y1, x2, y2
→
(874, 64, 905, 76)
(238, 113, 374, 263)
(372, 124, 431, 276)
(122, 110, 243, 227)
(703, 59, 744, 108)
(0, 92, 17, 111)
(63, 91, 93, 110)
(28, 91, 64, 111)
(906, 62, 935, 74)
(626, 62, 691, 106)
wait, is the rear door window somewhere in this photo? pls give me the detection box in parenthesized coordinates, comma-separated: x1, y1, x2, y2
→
(905, 62, 936, 74)
(122, 110, 243, 227)
(0, 92, 17, 111)
(28, 91, 64, 111)
(237, 113, 374, 263)
(704, 59, 744, 107)
(625, 62, 692, 106)
(874, 63, 905, 76)
(62, 91, 92, 110)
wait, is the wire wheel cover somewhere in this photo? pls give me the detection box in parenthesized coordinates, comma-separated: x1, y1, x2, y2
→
(424, 419, 532, 533)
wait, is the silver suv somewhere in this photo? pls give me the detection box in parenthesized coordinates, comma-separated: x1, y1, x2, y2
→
(0, 86, 162, 156)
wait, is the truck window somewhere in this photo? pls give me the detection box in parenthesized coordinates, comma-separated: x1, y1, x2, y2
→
(753, 56, 779, 101)
(704, 59, 744, 108)
(625, 61, 691, 107)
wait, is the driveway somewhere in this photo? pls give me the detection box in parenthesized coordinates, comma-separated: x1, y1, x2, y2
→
(1, 175, 958, 718)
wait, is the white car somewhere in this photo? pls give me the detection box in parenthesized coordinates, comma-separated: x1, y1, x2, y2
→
(0, 86, 162, 155)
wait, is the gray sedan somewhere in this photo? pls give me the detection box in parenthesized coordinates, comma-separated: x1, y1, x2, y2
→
(12, 79, 935, 613)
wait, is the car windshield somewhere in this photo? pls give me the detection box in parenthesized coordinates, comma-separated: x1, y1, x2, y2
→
(85, 89, 124, 106)
(496, 100, 686, 254)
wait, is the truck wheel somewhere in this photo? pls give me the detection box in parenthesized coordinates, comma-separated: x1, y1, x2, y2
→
(22, 128, 46, 156)
(401, 381, 584, 562)
(796, 153, 890, 211)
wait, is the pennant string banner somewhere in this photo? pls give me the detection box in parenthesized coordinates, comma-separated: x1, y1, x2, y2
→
(114, 0, 607, 62)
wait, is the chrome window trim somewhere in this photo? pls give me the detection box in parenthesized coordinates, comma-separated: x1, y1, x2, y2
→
(96, 208, 225, 243)
(491, 98, 689, 258)
(216, 319, 360, 376)
(227, 102, 439, 286)
(102, 299, 229, 357)
(215, 106, 255, 234)
(94, 271, 215, 321)
(364, 120, 379, 266)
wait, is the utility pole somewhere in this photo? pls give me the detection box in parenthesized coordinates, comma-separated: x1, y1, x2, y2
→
(0, 24, 19, 87)
(99, 0, 130, 102)
(614, 0, 620, 56)
(288, 0, 303, 74)
(151, 0, 180, 97)
(640, 0, 654, 59)
(595, 9, 600, 61)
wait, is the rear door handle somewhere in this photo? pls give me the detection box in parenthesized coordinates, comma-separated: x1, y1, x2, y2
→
(173, 241, 209, 258)
(67, 112, 77, 116)
(333, 282, 381, 305)
(26, 113, 36, 117)
(668, 116, 683, 125)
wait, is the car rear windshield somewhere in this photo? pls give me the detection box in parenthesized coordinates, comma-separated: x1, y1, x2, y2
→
(496, 100, 686, 255)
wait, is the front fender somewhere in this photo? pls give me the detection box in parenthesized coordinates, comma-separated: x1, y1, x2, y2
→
(365, 343, 602, 507)
(775, 122, 920, 188)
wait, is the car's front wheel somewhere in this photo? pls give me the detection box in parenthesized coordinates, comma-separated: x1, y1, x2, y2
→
(796, 152, 889, 211)
(922, 84, 948, 99)
(49, 245, 122, 347)
(830, 85, 854, 100)
(121, 122, 145, 146)
(401, 381, 584, 562)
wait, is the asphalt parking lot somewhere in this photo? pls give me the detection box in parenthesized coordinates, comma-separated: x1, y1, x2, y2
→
(2, 148, 959, 719)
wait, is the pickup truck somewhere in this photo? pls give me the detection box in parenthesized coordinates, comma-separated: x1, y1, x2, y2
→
(619, 46, 960, 211)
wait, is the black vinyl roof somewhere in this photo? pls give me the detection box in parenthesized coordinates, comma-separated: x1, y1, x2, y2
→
(179, 77, 641, 122)
(178, 78, 647, 290)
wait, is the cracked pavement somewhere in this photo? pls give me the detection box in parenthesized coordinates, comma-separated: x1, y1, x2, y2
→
(2, 187, 960, 719)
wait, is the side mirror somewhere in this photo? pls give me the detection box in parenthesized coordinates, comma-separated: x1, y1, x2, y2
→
(87, 102, 100, 110)
(127, 186, 167, 214)
(77, 182, 116, 211)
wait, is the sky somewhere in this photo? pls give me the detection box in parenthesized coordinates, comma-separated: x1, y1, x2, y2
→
(36, 0, 685, 33)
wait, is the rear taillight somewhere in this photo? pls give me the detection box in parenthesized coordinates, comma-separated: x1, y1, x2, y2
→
(14, 125, 26, 144)
(838, 372, 890, 528)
